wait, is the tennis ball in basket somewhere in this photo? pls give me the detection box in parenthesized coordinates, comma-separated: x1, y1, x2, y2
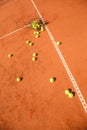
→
(49, 77, 55, 83)
(68, 92, 74, 98)
(34, 26, 38, 30)
(65, 89, 71, 95)
(8, 54, 13, 58)
(32, 57, 37, 61)
(16, 77, 22, 82)
(37, 24, 40, 27)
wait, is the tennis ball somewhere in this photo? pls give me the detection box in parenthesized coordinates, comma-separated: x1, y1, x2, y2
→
(34, 31, 37, 34)
(32, 53, 37, 57)
(56, 41, 62, 45)
(32, 23, 36, 27)
(16, 77, 22, 82)
(65, 89, 71, 95)
(26, 40, 29, 44)
(26, 40, 31, 44)
(29, 42, 33, 46)
(32, 57, 37, 61)
(34, 31, 40, 35)
(8, 54, 13, 58)
(35, 35, 39, 38)
(41, 29, 44, 32)
(36, 25, 40, 30)
(32, 24, 37, 29)
(68, 92, 74, 98)
(41, 27, 45, 31)
(34, 26, 38, 30)
(36, 31, 40, 35)
(37, 24, 40, 27)
(49, 77, 55, 83)
(41, 26, 44, 28)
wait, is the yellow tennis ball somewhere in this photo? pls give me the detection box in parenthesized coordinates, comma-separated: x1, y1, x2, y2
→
(36, 31, 40, 35)
(16, 77, 22, 82)
(29, 42, 33, 46)
(34, 31, 40, 35)
(8, 54, 13, 58)
(41, 27, 45, 31)
(68, 92, 74, 98)
(37, 24, 40, 27)
(26, 40, 31, 44)
(35, 35, 39, 38)
(34, 31, 37, 34)
(41, 28, 44, 31)
(49, 77, 55, 83)
(32, 57, 37, 61)
(41, 26, 44, 29)
(65, 89, 71, 95)
(34, 26, 38, 30)
(56, 41, 61, 45)
(32, 53, 37, 57)
(26, 40, 29, 44)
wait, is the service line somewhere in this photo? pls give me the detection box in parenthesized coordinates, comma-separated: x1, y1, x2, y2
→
(31, 0, 87, 113)
(0, 24, 30, 40)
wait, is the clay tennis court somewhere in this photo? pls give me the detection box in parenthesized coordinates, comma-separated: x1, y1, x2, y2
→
(0, 0, 87, 130)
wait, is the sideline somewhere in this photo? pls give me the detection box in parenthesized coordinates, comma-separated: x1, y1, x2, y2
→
(31, 0, 87, 113)
(0, 24, 30, 40)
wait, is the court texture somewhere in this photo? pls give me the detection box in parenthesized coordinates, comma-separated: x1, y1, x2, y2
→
(0, 0, 87, 130)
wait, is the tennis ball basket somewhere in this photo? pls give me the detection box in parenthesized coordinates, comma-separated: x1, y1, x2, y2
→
(30, 18, 45, 30)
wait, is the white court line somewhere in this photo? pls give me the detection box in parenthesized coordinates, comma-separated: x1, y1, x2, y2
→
(0, 24, 30, 40)
(31, 0, 87, 113)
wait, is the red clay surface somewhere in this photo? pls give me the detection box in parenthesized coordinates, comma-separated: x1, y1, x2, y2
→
(0, 0, 87, 130)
